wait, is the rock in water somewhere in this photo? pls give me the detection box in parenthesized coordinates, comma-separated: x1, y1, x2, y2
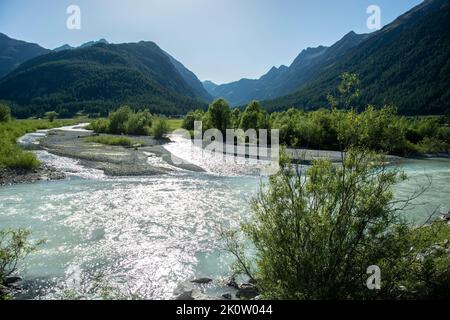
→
(5, 276, 22, 286)
(236, 283, 259, 300)
(190, 278, 213, 284)
(222, 293, 232, 300)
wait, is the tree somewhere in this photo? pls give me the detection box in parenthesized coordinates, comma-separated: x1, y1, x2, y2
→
(240, 101, 269, 131)
(108, 106, 132, 134)
(0, 104, 11, 122)
(182, 109, 205, 131)
(125, 109, 152, 135)
(206, 98, 230, 133)
(230, 108, 241, 129)
(45, 111, 59, 122)
(0, 229, 44, 299)
(152, 118, 170, 139)
(327, 72, 360, 110)
(224, 148, 448, 299)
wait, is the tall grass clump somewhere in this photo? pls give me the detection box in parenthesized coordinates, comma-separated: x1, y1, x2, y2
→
(84, 136, 142, 147)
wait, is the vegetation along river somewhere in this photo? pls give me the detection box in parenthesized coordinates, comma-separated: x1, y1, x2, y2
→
(0, 126, 449, 299)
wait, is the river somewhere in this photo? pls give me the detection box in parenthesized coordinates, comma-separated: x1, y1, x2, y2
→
(0, 126, 449, 299)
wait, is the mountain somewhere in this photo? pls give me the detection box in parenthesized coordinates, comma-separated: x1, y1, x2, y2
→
(164, 52, 212, 102)
(53, 44, 75, 52)
(202, 80, 218, 93)
(0, 33, 50, 79)
(203, 32, 369, 106)
(53, 39, 109, 52)
(79, 38, 109, 48)
(263, 0, 450, 115)
(0, 41, 208, 117)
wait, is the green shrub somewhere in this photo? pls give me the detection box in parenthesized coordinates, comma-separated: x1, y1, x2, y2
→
(0, 229, 44, 299)
(0, 118, 80, 170)
(152, 118, 170, 139)
(88, 107, 153, 135)
(87, 118, 110, 133)
(182, 109, 205, 131)
(4, 151, 41, 170)
(0, 104, 11, 122)
(416, 137, 449, 154)
(240, 101, 269, 132)
(224, 149, 449, 299)
(125, 110, 152, 135)
(109, 106, 132, 134)
(45, 111, 58, 122)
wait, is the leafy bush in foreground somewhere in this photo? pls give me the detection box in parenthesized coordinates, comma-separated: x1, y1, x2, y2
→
(0, 229, 44, 300)
(224, 149, 450, 299)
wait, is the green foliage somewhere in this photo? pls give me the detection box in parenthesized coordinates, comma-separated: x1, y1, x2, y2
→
(89, 106, 153, 136)
(84, 136, 142, 147)
(182, 109, 205, 131)
(204, 98, 230, 133)
(225, 149, 450, 299)
(0, 42, 207, 118)
(45, 111, 58, 122)
(152, 118, 170, 139)
(87, 118, 110, 133)
(0, 104, 11, 122)
(124, 110, 152, 136)
(240, 101, 269, 131)
(268, 73, 450, 155)
(0, 229, 44, 295)
(109, 106, 133, 134)
(0, 118, 79, 170)
(263, 3, 450, 115)
(229, 108, 241, 129)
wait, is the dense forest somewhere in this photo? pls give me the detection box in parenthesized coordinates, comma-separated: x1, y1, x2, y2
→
(0, 42, 208, 118)
(262, 0, 450, 115)
(184, 74, 450, 156)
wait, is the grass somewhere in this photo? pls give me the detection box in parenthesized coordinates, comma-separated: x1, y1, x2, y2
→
(0, 118, 84, 170)
(84, 135, 143, 147)
(166, 118, 183, 131)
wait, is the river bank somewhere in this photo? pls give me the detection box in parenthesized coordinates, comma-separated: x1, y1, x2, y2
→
(0, 165, 65, 186)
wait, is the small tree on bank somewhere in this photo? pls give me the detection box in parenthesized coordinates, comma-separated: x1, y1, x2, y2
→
(45, 111, 59, 122)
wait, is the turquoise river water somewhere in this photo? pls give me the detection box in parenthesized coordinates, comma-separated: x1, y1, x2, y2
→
(0, 129, 449, 299)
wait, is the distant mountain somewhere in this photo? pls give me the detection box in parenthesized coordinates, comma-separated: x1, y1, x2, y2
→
(53, 39, 109, 52)
(0, 33, 50, 79)
(164, 52, 212, 102)
(203, 31, 369, 106)
(263, 0, 450, 115)
(0, 41, 208, 117)
(202, 80, 218, 93)
(79, 38, 109, 48)
(53, 44, 75, 52)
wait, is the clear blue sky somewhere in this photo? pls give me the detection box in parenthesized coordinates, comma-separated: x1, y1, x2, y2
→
(0, 0, 422, 84)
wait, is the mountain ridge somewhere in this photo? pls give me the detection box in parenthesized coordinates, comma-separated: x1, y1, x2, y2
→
(0, 40, 208, 117)
(203, 30, 369, 106)
(262, 0, 450, 115)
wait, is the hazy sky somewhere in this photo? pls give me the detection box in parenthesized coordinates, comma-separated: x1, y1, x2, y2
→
(0, 0, 422, 84)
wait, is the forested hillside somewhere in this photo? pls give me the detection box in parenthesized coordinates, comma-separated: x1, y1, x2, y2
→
(0, 41, 208, 117)
(263, 0, 450, 115)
